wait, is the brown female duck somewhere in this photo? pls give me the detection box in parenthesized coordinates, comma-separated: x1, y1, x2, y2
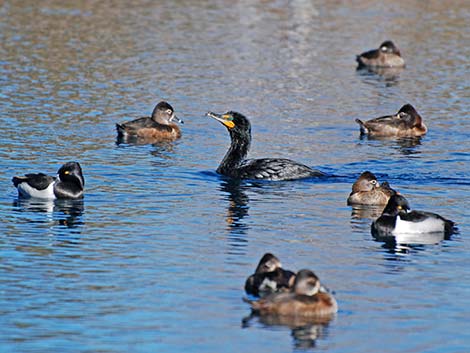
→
(116, 101, 183, 142)
(244, 269, 338, 318)
(355, 104, 427, 137)
(347, 171, 396, 206)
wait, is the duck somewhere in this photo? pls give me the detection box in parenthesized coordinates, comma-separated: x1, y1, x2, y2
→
(355, 104, 427, 137)
(244, 269, 338, 318)
(12, 162, 85, 199)
(356, 40, 405, 68)
(347, 171, 396, 206)
(245, 253, 296, 297)
(372, 194, 456, 238)
(207, 111, 325, 181)
(116, 101, 183, 142)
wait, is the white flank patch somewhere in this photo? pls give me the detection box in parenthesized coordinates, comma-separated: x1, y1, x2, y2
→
(17, 181, 56, 199)
(393, 215, 444, 234)
(259, 278, 277, 292)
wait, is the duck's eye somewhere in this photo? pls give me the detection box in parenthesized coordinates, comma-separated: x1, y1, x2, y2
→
(397, 205, 403, 210)
(166, 109, 173, 115)
(64, 170, 70, 175)
(370, 180, 377, 185)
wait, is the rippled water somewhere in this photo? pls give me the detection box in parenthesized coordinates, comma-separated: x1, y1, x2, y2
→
(1, 1, 469, 352)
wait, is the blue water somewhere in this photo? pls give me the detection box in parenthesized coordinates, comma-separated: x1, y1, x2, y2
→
(1, 1, 469, 352)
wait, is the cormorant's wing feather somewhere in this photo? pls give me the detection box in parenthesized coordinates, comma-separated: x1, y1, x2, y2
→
(239, 158, 323, 181)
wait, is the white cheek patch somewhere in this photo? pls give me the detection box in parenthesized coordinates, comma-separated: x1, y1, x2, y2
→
(17, 181, 56, 199)
(259, 278, 277, 292)
(393, 215, 444, 234)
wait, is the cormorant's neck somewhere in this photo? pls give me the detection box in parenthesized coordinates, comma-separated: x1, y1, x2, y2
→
(217, 130, 251, 175)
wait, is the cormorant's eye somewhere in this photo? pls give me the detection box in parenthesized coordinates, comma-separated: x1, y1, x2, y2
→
(370, 180, 377, 185)
(222, 114, 233, 121)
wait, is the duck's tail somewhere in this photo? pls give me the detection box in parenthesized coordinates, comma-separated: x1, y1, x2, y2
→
(115, 124, 126, 137)
(355, 119, 368, 134)
(12, 176, 25, 187)
(444, 219, 458, 238)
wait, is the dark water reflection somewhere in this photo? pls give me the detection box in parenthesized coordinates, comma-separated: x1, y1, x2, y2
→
(243, 313, 333, 351)
(220, 179, 250, 231)
(12, 198, 85, 231)
(1, 0, 469, 352)
(357, 133, 423, 156)
(356, 66, 405, 86)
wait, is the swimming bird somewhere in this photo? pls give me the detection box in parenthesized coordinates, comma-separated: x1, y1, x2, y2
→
(245, 253, 296, 297)
(347, 171, 396, 206)
(372, 194, 456, 238)
(207, 111, 325, 180)
(12, 162, 85, 199)
(116, 101, 183, 142)
(356, 40, 405, 68)
(355, 104, 427, 137)
(244, 269, 338, 318)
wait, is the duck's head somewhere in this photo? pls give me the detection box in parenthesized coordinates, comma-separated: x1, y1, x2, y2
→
(397, 104, 422, 126)
(255, 253, 282, 274)
(293, 269, 321, 296)
(383, 194, 410, 216)
(151, 101, 183, 125)
(379, 40, 401, 55)
(207, 111, 251, 137)
(352, 171, 380, 192)
(58, 162, 85, 187)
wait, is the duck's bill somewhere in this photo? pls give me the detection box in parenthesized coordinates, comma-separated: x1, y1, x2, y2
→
(171, 115, 184, 124)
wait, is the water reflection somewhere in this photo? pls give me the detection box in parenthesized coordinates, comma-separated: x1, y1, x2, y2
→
(116, 137, 179, 161)
(373, 231, 449, 246)
(350, 204, 385, 220)
(356, 66, 404, 86)
(116, 134, 179, 150)
(242, 313, 332, 350)
(358, 135, 423, 156)
(13, 198, 85, 230)
(219, 179, 250, 254)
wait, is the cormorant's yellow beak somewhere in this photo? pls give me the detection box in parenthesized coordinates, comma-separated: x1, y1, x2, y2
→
(207, 112, 235, 129)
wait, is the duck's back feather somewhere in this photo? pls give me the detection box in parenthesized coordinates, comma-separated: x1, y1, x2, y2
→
(12, 174, 56, 199)
(12, 173, 55, 190)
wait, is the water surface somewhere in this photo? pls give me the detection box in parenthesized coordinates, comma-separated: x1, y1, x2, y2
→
(1, 1, 469, 352)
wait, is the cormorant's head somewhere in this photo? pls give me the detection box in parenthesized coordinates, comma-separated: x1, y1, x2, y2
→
(207, 111, 251, 136)
(382, 194, 410, 216)
(379, 40, 401, 55)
